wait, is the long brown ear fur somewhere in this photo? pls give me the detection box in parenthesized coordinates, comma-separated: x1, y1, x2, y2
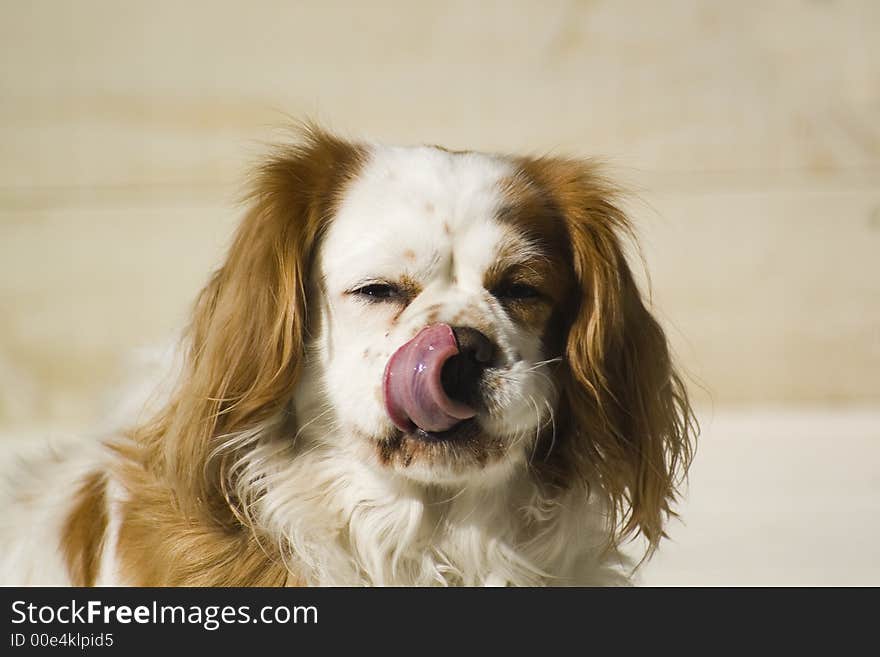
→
(520, 157, 697, 554)
(129, 126, 365, 525)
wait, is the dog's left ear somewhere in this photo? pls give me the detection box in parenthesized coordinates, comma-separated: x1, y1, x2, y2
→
(522, 157, 696, 552)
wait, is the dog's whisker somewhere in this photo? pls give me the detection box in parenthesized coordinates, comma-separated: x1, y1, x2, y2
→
(541, 398, 558, 462)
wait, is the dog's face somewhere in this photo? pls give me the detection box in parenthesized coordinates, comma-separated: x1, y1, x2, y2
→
(310, 146, 571, 485)
(159, 127, 694, 551)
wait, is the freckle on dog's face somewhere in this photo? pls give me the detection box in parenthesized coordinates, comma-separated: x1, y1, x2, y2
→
(306, 146, 571, 485)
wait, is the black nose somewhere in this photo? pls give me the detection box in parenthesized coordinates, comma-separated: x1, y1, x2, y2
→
(440, 327, 496, 407)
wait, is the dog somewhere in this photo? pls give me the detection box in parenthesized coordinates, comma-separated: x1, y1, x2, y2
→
(1, 126, 695, 586)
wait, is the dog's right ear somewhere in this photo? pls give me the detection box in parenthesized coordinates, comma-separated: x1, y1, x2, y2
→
(515, 155, 696, 555)
(137, 125, 365, 520)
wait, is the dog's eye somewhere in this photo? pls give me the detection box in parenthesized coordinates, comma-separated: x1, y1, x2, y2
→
(494, 283, 541, 301)
(351, 283, 400, 301)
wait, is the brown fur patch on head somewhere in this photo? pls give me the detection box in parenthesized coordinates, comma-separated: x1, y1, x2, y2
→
(61, 472, 108, 586)
(492, 176, 573, 301)
(488, 178, 573, 345)
(506, 156, 697, 555)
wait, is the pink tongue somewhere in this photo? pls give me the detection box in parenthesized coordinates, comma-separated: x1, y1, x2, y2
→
(383, 324, 476, 433)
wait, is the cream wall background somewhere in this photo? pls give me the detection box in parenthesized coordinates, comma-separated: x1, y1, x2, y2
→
(1, 1, 878, 584)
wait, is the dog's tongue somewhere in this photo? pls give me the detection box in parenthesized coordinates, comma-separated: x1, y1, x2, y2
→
(383, 324, 476, 433)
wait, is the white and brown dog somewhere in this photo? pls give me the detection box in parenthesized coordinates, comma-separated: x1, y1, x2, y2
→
(1, 126, 695, 586)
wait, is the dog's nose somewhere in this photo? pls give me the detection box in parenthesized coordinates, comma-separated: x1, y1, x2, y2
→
(441, 327, 496, 407)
